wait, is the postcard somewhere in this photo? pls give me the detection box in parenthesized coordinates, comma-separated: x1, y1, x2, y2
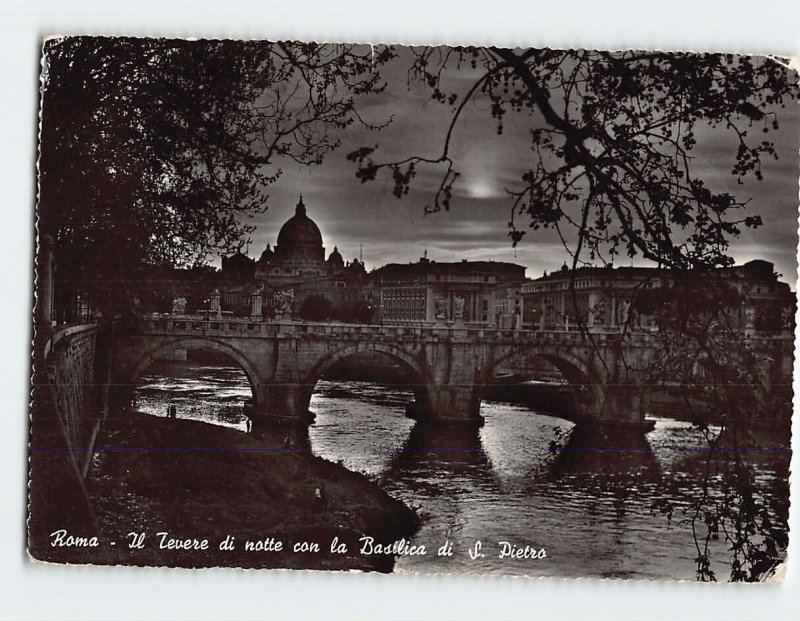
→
(29, 37, 798, 581)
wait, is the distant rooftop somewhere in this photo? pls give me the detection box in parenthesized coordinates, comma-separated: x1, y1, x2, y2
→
(373, 258, 526, 280)
(533, 259, 783, 283)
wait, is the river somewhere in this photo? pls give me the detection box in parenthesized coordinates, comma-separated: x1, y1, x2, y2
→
(134, 360, 791, 581)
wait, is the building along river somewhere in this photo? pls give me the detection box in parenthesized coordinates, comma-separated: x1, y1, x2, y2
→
(133, 358, 790, 581)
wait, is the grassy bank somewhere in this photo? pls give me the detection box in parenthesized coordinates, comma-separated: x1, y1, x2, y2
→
(57, 414, 419, 571)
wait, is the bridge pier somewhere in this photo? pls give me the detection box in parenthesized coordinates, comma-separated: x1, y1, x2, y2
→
(249, 383, 314, 424)
(249, 380, 485, 428)
(579, 383, 654, 431)
(406, 384, 484, 426)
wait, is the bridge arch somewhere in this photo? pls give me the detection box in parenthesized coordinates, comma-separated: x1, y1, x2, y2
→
(124, 336, 264, 406)
(491, 345, 603, 383)
(298, 342, 435, 419)
(485, 346, 607, 422)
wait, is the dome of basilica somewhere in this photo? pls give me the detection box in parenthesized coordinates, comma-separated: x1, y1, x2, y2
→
(276, 197, 323, 249)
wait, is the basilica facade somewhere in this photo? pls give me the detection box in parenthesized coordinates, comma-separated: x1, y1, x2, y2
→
(255, 196, 332, 284)
(220, 197, 367, 318)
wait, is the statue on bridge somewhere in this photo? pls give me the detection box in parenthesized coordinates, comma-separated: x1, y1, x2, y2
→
(590, 299, 606, 326)
(435, 297, 447, 321)
(273, 289, 295, 319)
(170, 297, 187, 315)
(618, 299, 632, 327)
(453, 296, 465, 322)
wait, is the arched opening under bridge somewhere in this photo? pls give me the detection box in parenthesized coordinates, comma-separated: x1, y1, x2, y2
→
(129, 339, 258, 432)
(477, 350, 602, 478)
(482, 350, 602, 423)
(302, 347, 434, 476)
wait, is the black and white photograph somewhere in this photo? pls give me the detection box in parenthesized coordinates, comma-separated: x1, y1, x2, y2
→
(28, 34, 798, 584)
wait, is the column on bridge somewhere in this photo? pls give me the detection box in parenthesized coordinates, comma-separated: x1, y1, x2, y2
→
(540, 297, 546, 331)
(250, 291, 263, 319)
(587, 292, 596, 329)
(210, 290, 221, 319)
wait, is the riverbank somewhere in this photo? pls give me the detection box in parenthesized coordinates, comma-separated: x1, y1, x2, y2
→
(79, 414, 419, 572)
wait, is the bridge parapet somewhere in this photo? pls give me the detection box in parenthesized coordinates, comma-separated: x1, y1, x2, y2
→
(138, 314, 647, 347)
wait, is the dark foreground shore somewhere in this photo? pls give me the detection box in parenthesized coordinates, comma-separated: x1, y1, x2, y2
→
(34, 414, 419, 572)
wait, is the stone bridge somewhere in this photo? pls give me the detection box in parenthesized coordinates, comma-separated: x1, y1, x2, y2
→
(111, 315, 673, 428)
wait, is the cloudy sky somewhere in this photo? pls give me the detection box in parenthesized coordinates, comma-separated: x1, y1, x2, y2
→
(242, 47, 800, 288)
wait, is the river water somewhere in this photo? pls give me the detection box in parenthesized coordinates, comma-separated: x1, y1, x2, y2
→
(135, 361, 791, 581)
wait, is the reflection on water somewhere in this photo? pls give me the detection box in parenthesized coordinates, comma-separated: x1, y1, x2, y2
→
(135, 362, 790, 580)
(136, 362, 250, 431)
